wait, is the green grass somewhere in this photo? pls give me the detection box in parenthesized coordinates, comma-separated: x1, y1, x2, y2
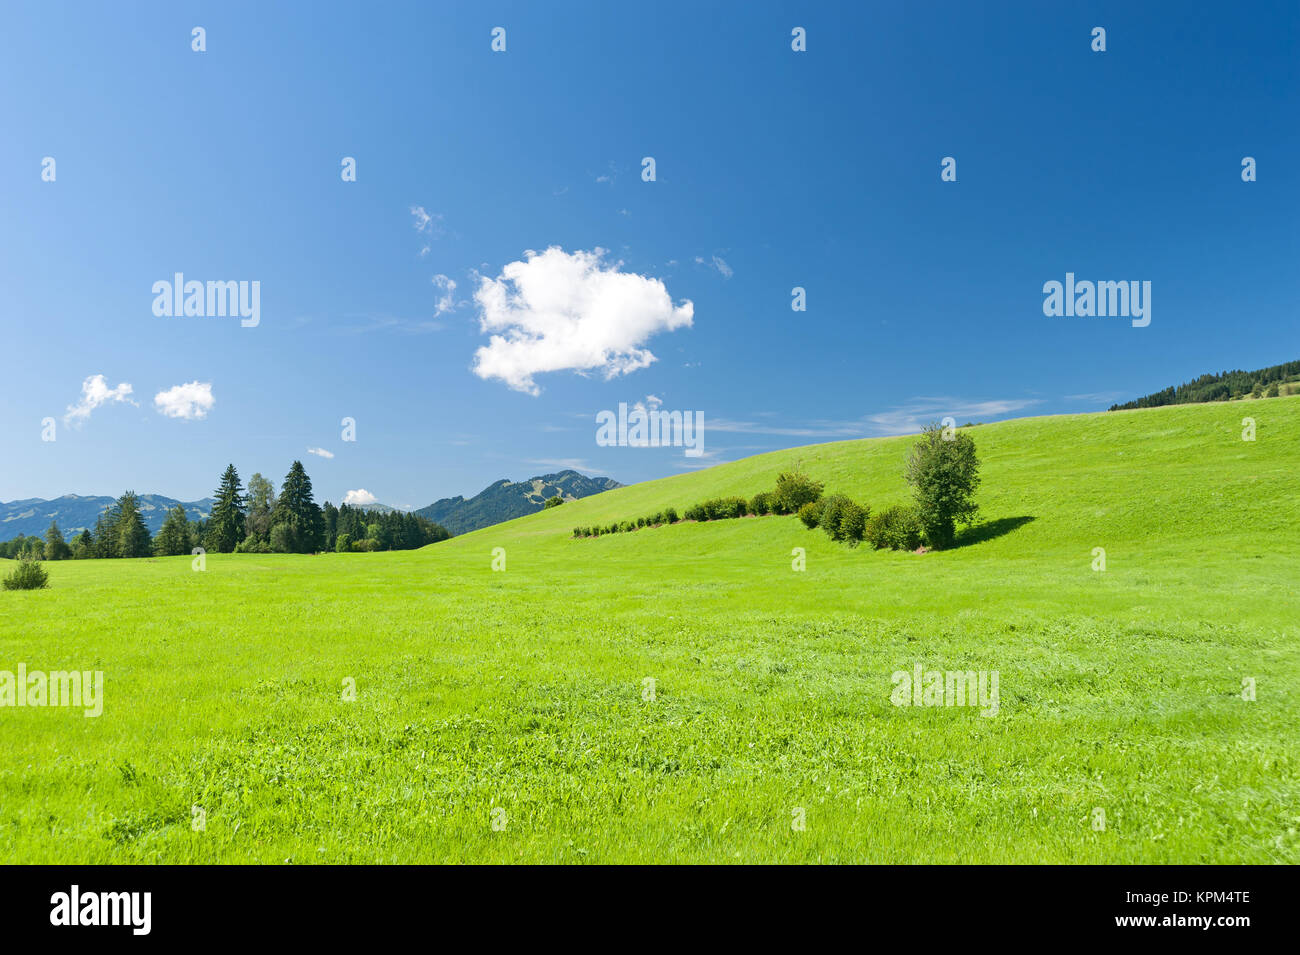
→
(2, 398, 1297, 863)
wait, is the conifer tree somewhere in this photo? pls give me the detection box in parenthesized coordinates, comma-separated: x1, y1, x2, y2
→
(206, 464, 246, 553)
(270, 461, 324, 553)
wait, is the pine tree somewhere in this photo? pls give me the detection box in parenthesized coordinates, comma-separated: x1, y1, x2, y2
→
(206, 464, 246, 553)
(92, 504, 119, 558)
(155, 505, 191, 556)
(72, 529, 93, 559)
(271, 460, 324, 553)
(43, 521, 70, 560)
(115, 491, 153, 558)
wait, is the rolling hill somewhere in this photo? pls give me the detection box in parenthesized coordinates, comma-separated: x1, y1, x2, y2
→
(414, 469, 621, 535)
(2, 397, 1296, 863)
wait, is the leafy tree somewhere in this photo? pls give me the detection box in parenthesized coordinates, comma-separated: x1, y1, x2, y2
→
(904, 424, 981, 549)
(43, 521, 70, 561)
(544, 495, 564, 508)
(154, 505, 192, 556)
(1266, 382, 1280, 398)
(206, 464, 246, 553)
(115, 491, 153, 558)
(270, 461, 324, 553)
(335, 532, 352, 553)
(244, 472, 275, 544)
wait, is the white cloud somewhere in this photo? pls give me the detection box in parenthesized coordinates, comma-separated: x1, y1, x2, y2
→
(411, 205, 445, 255)
(153, 381, 214, 420)
(864, 397, 1040, 435)
(63, 374, 135, 426)
(472, 247, 694, 395)
(695, 255, 733, 279)
(307, 447, 334, 459)
(343, 489, 378, 506)
(433, 274, 457, 315)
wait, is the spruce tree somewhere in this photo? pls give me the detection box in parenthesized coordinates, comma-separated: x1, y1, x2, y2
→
(43, 521, 70, 560)
(115, 491, 153, 558)
(206, 464, 246, 553)
(155, 505, 191, 556)
(271, 460, 324, 553)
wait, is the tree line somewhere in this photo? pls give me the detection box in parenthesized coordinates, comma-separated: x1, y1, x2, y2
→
(1, 460, 450, 560)
(1109, 358, 1300, 410)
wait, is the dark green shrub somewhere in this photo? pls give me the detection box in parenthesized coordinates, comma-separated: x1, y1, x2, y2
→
(798, 499, 824, 529)
(818, 495, 854, 541)
(867, 505, 924, 551)
(544, 495, 564, 508)
(684, 504, 706, 522)
(3, 554, 49, 590)
(750, 491, 773, 515)
(619, 520, 636, 533)
(664, 507, 678, 523)
(838, 501, 869, 543)
(773, 467, 824, 514)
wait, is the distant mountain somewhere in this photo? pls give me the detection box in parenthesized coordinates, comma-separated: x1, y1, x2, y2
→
(414, 470, 621, 535)
(1110, 359, 1300, 411)
(0, 494, 215, 540)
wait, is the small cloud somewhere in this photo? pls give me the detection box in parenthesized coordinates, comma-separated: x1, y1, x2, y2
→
(526, 458, 592, 472)
(307, 447, 334, 459)
(343, 489, 378, 506)
(695, 255, 733, 279)
(64, 374, 136, 426)
(153, 381, 214, 420)
(433, 274, 457, 316)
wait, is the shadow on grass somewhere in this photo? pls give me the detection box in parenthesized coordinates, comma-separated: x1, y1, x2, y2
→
(953, 515, 1036, 548)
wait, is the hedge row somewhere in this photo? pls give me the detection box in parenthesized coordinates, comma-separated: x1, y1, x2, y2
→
(799, 496, 924, 550)
(572, 467, 826, 538)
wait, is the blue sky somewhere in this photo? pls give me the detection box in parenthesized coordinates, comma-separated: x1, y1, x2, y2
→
(2, 1, 1296, 508)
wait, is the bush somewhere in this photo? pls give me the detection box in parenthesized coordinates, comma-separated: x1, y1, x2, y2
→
(837, 501, 869, 543)
(664, 507, 678, 524)
(619, 520, 636, 533)
(236, 537, 271, 553)
(352, 538, 380, 552)
(3, 555, 49, 590)
(335, 533, 353, 552)
(750, 491, 773, 516)
(818, 495, 854, 541)
(684, 504, 706, 522)
(698, 496, 748, 520)
(798, 499, 825, 529)
(544, 495, 564, 508)
(773, 466, 824, 514)
(867, 505, 924, 551)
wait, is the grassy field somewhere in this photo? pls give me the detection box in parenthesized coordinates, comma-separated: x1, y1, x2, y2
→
(2, 398, 1297, 863)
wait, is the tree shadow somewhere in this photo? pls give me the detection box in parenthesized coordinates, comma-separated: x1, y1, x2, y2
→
(953, 515, 1035, 548)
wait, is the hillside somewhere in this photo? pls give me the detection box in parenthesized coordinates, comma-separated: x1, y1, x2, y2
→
(414, 469, 621, 535)
(2, 397, 1296, 864)
(0, 493, 215, 539)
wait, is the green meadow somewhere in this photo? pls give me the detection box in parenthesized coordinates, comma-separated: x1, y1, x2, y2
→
(2, 398, 1297, 863)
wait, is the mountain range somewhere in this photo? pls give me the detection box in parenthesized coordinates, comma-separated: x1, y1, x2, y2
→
(0, 470, 621, 541)
(413, 470, 622, 535)
(0, 494, 216, 540)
